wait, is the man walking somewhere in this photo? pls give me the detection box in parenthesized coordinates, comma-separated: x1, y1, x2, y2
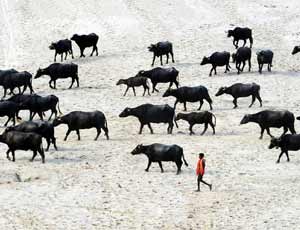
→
(196, 153, 212, 192)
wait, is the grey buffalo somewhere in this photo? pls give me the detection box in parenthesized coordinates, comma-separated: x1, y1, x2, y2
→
(148, 41, 174, 66)
(53, 111, 109, 141)
(116, 76, 150, 96)
(119, 104, 177, 134)
(49, 39, 74, 62)
(131, 143, 188, 174)
(136, 67, 179, 93)
(269, 134, 300, 163)
(227, 27, 253, 48)
(232, 47, 252, 74)
(200, 51, 231, 76)
(240, 110, 296, 139)
(215, 83, 262, 108)
(175, 111, 216, 135)
(6, 121, 57, 151)
(35, 63, 79, 89)
(256, 50, 273, 74)
(163, 86, 213, 111)
(0, 130, 45, 163)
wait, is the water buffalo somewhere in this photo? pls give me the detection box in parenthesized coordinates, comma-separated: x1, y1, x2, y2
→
(162, 86, 213, 111)
(215, 83, 262, 108)
(240, 110, 296, 139)
(35, 63, 79, 89)
(53, 111, 109, 141)
(71, 33, 99, 57)
(116, 76, 151, 96)
(256, 50, 273, 74)
(292, 46, 300, 55)
(18, 94, 62, 121)
(227, 27, 253, 48)
(148, 41, 174, 66)
(131, 143, 188, 174)
(49, 39, 74, 62)
(269, 134, 300, 163)
(7, 94, 35, 120)
(0, 130, 45, 163)
(136, 67, 179, 93)
(119, 104, 177, 134)
(200, 51, 231, 76)
(232, 47, 251, 74)
(6, 121, 57, 151)
(0, 101, 20, 126)
(175, 111, 216, 135)
(1, 71, 34, 98)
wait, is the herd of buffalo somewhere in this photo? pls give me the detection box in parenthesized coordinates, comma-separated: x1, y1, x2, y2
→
(0, 26, 300, 173)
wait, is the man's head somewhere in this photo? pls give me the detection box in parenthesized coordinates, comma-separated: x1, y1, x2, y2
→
(199, 153, 204, 159)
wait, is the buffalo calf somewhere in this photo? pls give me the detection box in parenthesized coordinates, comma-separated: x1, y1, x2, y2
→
(148, 41, 174, 66)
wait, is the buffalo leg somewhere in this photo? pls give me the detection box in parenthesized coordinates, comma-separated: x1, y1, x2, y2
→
(95, 128, 101, 141)
(152, 83, 159, 93)
(243, 39, 246, 47)
(139, 123, 144, 134)
(69, 78, 75, 89)
(142, 86, 146, 96)
(201, 123, 208, 135)
(183, 102, 187, 111)
(285, 151, 290, 162)
(80, 48, 85, 57)
(12, 116, 15, 126)
(31, 151, 37, 162)
(166, 53, 169, 64)
(95, 46, 99, 56)
(171, 51, 175, 63)
(39, 148, 45, 163)
(75, 76, 79, 87)
(209, 121, 215, 134)
(249, 95, 256, 108)
(289, 125, 296, 135)
(283, 127, 288, 135)
(268, 64, 272, 72)
(233, 98, 238, 109)
(46, 138, 51, 151)
(151, 55, 155, 66)
(54, 52, 57, 62)
(65, 52, 68, 60)
(49, 80, 53, 89)
(266, 127, 273, 138)
(11, 151, 15, 162)
(6, 149, 11, 161)
(189, 124, 195, 135)
(64, 129, 72, 141)
(158, 161, 164, 173)
(76, 129, 81, 140)
(90, 47, 95, 56)
(209, 66, 214, 77)
(147, 123, 154, 134)
(259, 127, 265, 139)
(277, 151, 285, 163)
(248, 59, 251, 72)
(3, 88, 7, 98)
(160, 55, 163, 66)
(256, 93, 262, 107)
(214, 66, 217, 75)
(60, 54, 63, 62)
(168, 122, 174, 134)
(4, 116, 11, 126)
(176, 160, 182, 174)
(132, 87, 136, 96)
(235, 40, 239, 49)
(241, 61, 246, 72)
(174, 100, 179, 110)
(38, 112, 44, 121)
(198, 100, 204, 110)
(145, 159, 152, 172)
(52, 137, 58, 150)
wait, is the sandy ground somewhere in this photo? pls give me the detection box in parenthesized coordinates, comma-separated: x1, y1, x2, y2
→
(0, 0, 300, 229)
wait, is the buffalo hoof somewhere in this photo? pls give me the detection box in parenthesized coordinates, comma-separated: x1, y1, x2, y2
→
(145, 169, 149, 172)
(287, 159, 290, 162)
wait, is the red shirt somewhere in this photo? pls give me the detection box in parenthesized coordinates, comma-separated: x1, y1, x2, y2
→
(196, 159, 205, 176)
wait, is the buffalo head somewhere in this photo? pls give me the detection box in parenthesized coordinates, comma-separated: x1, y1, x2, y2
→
(131, 144, 144, 155)
(148, 44, 156, 52)
(269, 137, 280, 149)
(49, 42, 56, 50)
(116, 79, 125, 86)
(52, 117, 64, 127)
(240, 114, 250, 125)
(292, 46, 300, 55)
(200, 56, 210, 65)
(215, 87, 227, 96)
(119, 108, 132, 117)
(227, 30, 234, 37)
(162, 88, 175, 97)
(70, 34, 79, 41)
(34, 68, 44, 79)
(175, 113, 184, 121)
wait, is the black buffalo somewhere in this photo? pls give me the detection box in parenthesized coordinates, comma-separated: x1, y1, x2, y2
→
(269, 134, 300, 163)
(6, 121, 57, 151)
(131, 143, 188, 174)
(215, 83, 262, 108)
(35, 63, 79, 89)
(0, 130, 45, 163)
(148, 41, 174, 66)
(116, 76, 150, 96)
(137, 67, 179, 93)
(227, 27, 253, 49)
(7, 94, 35, 120)
(200, 51, 231, 76)
(240, 110, 296, 139)
(0, 101, 20, 126)
(119, 104, 177, 134)
(71, 33, 99, 57)
(53, 111, 109, 141)
(175, 111, 216, 135)
(0, 71, 34, 98)
(256, 50, 273, 74)
(18, 94, 62, 121)
(49, 39, 74, 62)
(232, 47, 252, 74)
(163, 86, 213, 111)
(0, 69, 18, 95)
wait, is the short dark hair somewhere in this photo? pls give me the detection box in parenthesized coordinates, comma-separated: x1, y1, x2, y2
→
(199, 153, 205, 158)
